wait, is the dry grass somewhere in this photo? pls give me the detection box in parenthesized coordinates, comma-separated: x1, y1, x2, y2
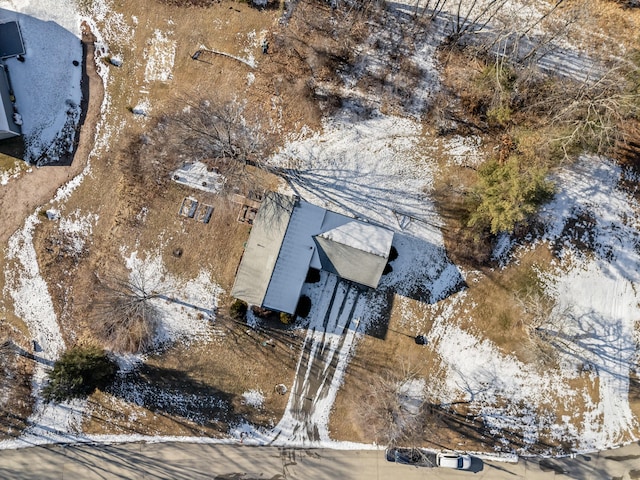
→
(83, 323, 302, 435)
(330, 298, 492, 450)
(25, 0, 320, 435)
(572, 0, 640, 55)
(4, 0, 640, 449)
(0, 333, 33, 440)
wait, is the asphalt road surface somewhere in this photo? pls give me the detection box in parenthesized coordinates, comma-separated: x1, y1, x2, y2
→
(0, 441, 639, 479)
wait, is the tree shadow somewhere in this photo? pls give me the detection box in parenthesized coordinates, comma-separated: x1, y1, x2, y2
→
(108, 364, 239, 433)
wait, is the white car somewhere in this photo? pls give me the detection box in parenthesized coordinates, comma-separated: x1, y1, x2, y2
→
(436, 452, 472, 470)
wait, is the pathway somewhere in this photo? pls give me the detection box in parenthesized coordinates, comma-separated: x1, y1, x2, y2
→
(270, 273, 365, 445)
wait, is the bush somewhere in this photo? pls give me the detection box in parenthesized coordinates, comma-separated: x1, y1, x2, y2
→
(295, 295, 312, 318)
(487, 105, 512, 127)
(43, 346, 118, 402)
(468, 156, 555, 234)
(280, 312, 293, 324)
(230, 299, 248, 320)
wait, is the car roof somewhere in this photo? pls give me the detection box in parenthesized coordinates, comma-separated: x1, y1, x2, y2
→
(438, 455, 461, 468)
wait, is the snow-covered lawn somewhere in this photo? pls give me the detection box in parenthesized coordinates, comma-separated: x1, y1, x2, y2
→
(424, 156, 640, 453)
(123, 250, 222, 349)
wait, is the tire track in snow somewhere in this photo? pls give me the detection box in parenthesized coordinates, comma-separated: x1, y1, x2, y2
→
(270, 276, 364, 445)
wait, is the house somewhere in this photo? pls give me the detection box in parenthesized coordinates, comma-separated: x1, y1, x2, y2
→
(0, 65, 20, 140)
(0, 20, 25, 141)
(231, 192, 394, 314)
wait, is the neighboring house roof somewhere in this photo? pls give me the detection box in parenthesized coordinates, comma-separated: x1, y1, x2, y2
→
(232, 192, 394, 314)
(0, 64, 20, 140)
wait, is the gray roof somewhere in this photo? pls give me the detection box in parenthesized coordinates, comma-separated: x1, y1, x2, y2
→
(262, 200, 326, 313)
(231, 192, 295, 307)
(0, 65, 20, 139)
(232, 192, 394, 313)
(315, 221, 393, 288)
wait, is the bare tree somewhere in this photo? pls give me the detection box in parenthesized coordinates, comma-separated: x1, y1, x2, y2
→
(525, 58, 640, 158)
(90, 270, 162, 354)
(355, 360, 429, 445)
(448, 0, 510, 41)
(412, 0, 450, 20)
(136, 92, 277, 194)
(516, 288, 580, 365)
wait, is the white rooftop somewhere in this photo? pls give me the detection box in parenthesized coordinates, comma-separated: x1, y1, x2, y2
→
(318, 220, 394, 258)
(172, 161, 225, 194)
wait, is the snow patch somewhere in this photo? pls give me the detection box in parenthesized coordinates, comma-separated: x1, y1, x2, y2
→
(172, 161, 226, 194)
(242, 390, 265, 409)
(144, 30, 176, 83)
(123, 250, 223, 349)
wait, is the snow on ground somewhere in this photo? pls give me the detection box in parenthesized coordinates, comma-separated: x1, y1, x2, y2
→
(250, 272, 382, 446)
(272, 112, 440, 243)
(398, 378, 426, 416)
(2, 0, 633, 457)
(441, 135, 484, 168)
(57, 209, 99, 254)
(2, 212, 86, 447)
(83, 0, 136, 151)
(426, 156, 640, 453)
(0, 0, 82, 164)
(429, 298, 575, 449)
(123, 250, 223, 349)
(242, 390, 265, 409)
(172, 161, 225, 194)
(538, 157, 640, 449)
(0, 162, 28, 184)
(259, 1, 474, 448)
(390, 0, 606, 84)
(144, 29, 175, 83)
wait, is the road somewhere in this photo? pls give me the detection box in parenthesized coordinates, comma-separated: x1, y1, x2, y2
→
(0, 441, 639, 479)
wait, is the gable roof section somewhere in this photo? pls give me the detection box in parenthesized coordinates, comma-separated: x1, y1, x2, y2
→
(315, 221, 393, 288)
(231, 192, 295, 307)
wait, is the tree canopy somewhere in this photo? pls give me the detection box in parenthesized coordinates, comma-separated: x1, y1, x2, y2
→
(468, 156, 555, 235)
(43, 346, 118, 402)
